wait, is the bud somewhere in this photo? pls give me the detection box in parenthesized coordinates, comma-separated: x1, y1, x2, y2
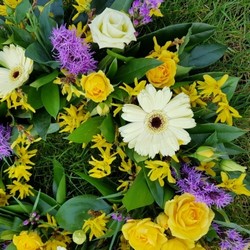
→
(72, 230, 87, 245)
(220, 159, 246, 172)
(96, 102, 110, 116)
(155, 212, 169, 230)
(192, 146, 216, 162)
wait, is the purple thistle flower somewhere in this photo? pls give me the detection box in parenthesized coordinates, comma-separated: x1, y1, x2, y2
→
(0, 124, 12, 160)
(176, 164, 233, 208)
(50, 25, 97, 75)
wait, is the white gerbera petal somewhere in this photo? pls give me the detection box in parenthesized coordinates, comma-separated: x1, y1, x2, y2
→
(119, 84, 196, 158)
(0, 44, 33, 98)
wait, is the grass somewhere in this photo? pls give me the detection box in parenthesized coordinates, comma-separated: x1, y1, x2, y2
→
(31, 0, 250, 248)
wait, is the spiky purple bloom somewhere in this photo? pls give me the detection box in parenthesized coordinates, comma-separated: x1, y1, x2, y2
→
(0, 124, 12, 160)
(50, 25, 97, 75)
(129, 0, 164, 27)
(213, 224, 249, 250)
(176, 164, 233, 208)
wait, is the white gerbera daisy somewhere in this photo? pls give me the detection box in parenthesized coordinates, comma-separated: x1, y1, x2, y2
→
(0, 44, 33, 98)
(119, 84, 196, 158)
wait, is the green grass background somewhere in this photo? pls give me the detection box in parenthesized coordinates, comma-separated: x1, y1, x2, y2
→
(32, 0, 250, 248)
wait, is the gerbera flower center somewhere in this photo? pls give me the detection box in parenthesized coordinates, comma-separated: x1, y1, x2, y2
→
(145, 111, 168, 133)
(10, 66, 22, 81)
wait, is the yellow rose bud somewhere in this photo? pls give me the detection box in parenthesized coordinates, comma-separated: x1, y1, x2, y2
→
(220, 159, 246, 172)
(146, 58, 176, 88)
(122, 218, 168, 250)
(155, 212, 169, 230)
(164, 193, 214, 241)
(96, 102, 110, 116)
(81, 70, 114, 103)
(13, 231, 43, 250)
(192, 146, 217, 162)
(162, 238, 195, 250)
(73, 230, 87, 245)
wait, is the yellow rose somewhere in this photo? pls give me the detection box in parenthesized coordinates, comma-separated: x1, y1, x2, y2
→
(81, 70, 114, 103)
(155, 212, 169, 230)
(162, 238, 195, 250)
(164, 193, 214, 241)
(122, 218, 168, 250)
(89, 8, 136, 49)
(146, 58, 176, 88)
(13, 231, 43, 250)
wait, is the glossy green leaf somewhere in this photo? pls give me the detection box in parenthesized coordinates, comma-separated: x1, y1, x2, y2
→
(5, 243, 17, 250)
(222, 142, 246, 155)
(14, 0, 32, 23)
(30, 70, 59, 89)
(10, 26, 34, 48)
(110, 0, 133, 11)
(100, 114, 115, 143)
(214, 220, 250, 235)
(221, 76, 239, 101)
(0, 230, 16, 241)
(106, 58, 118, 79)
(56, 195, 111, 231)
(76, 172, 117, 198)
(53, 159, 66, 204)
(32, 109, 51, 140)
(180, 43, 227, 68)
(2, 204, 33, 214)
(122, 170, 154, 211)
(27, 87, 43, 109)
(41, 82, 60, 119)
(114, 58, 162, 84)
(68, 116, 104, 143)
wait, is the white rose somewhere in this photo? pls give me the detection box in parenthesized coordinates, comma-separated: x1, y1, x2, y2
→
(89, 8, 136, 49)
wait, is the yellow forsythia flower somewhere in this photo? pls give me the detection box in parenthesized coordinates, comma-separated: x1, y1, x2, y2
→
(122, 218, 168, 250)
(164, 193, 214, 241)
(13, 231, 43, 250)
(0, 188, 11, 206)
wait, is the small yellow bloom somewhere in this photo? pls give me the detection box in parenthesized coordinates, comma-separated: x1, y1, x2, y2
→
(217, 172, 250, 196)
(145, 160, 176, 187)
(196, 161, 216, 177)
(161, 237, 195, 250)
(7, 180, 34, 199)
(68, 22, 92, 42)
(111, 103, 123, 117)
(117, 180, 132, 192)
(155, 212, 169, 230)
(82, 212, 109, 240)
(72, 0, 92, 21)
(215, 100, 241, 126)
(81, 70, 114, 103)
(5, 164, 32, 181)
(197, 74, 228, 97)
(122, 218, 168, 250)
(119, 78, 147, 97)
(0, 188, 11, 206)
(146, 58, 177, 88)
(13, 231, 43, 250)
(164, 193, 214, 241)
(91, 134, 111, 149)
(43, 239, 67, 250)
(39, 213, 58, 229)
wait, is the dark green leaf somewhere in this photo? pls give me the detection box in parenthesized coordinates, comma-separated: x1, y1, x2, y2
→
(122, 170, 154, 211)
(32, 109, 51, 140)
(180, 43, 227, 68)
(214, 220, 250, 235)
(27, 87, 43, 109)
(221, 76, 239, 101)
(5, 243, 17, 250)
(222, 142, 246, 155)
(56, 195, 111, 231)
(53, 159, 66, 204)
(41, 82, 60, 119)
(68, 116, 104, 143)
(106, 58, 118, 79)
(14, 0, 32, 23)
(110, 0, 133, 11)
(114, 58, 162, 84)
(100, 114, 115, 143)
(30, 70, 59, 89)
(10, 26, 34, 47)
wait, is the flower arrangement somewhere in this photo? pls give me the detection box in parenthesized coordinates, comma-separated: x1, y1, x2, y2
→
(0, 0, 249, 250)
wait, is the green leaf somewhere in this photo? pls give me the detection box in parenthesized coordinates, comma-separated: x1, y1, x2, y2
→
(189, 123, 246, 146)
(68, 116, 104, 143)
(41, 82, 60, 119)
(106, 58, 118, 79)
(213, 220, 250, 235)
(122, 170, 154, 211)
(5, 243, 17, 250)
(30, 70, 59, 89)
(221, 76, 239, 101)
(10, 26, 34, 47)
(114, 58, 162, 84)
(100, 114, 115, 143)
(52, 159, 66, 204)
(110, 0, 133, 11)
(180, 43, 227, 68)
(1, 204, 33, 214)
(27, 87, 43, 109)
(176, 65, 193, 79)
(32, 109, 51, 140)
(56, 195, 111, 231)
(14, 0, 32, 23)
(222, 142, 246, 155)
(76, 172, 117, 198)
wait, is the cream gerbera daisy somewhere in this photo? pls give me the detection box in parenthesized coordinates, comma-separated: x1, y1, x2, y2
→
(119, 84, 196, 158)
(0, 44, 33, 98)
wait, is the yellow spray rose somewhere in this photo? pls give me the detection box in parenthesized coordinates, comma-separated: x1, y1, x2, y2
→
(146, 58, 176, 88)
(164, 193, 214, 241)
(13, 231, 43, 250)
(122, 218, 168, 250)
(81, 70, 114, 103)
(162, 238, 195, 250)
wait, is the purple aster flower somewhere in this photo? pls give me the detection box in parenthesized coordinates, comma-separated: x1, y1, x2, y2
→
(50, 25, 97, 75)
(176, 164, 233, 208)
(111, 212, 124, 222)
(0, 124, 12, 160)
(213, 224, 249, 250)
